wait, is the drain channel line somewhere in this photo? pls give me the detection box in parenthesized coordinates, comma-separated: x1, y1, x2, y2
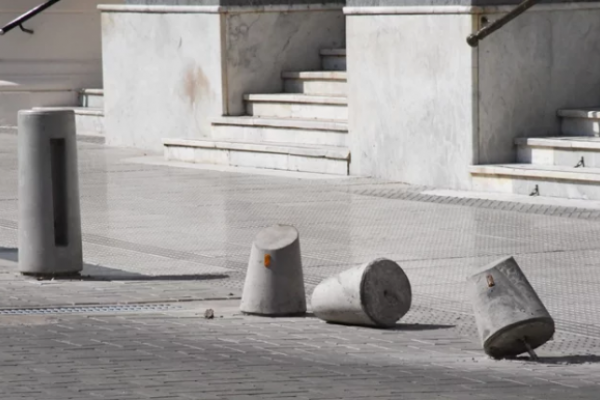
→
(0, 304, 180, 315)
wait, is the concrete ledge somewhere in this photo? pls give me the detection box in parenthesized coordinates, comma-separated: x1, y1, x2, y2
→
(344, 2, 600, 15)
(99, 3, 343, 13)
(212, 116, 348, 131)
(320, 48, 346, 56)
(282, 71, 347, 80)
(244, 94, 348, 104)
(163, 138, 351, 159)
(470, 164, 600, 183)
(515, 137, 600, 150)
(558, 108, 600, 119)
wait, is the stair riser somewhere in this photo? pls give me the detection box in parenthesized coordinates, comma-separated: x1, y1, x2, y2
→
(321, 55, 347, 71)
(80, 93, 104, 109)
(211, 125, 348, 147)
(165, 145, 349, 175)
(561, 117, 600, 137)
(284, 79, 347, 96)
(246, 102, 347, 120)
(76, 113, 105, 135)
(518, 146, 600, 168)
(472, 175, 600, 200)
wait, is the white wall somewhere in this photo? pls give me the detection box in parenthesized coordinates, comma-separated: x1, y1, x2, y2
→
(346, 3, 600, 189)
(477, 6, 600, 165)
(101, 10, 224, 150)
(347, 12, 476, 189)
(0, 0, 122, 127)
(0, 0, 122, 87)
(100, 4, 345, 151)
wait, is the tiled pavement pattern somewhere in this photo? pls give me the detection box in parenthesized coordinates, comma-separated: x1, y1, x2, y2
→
(1, 133, 600, 398)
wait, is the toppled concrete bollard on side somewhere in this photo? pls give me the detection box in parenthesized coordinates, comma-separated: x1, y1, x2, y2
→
(311, 258, 412, 328)
(240, 225, 306, 316)
(468, 256, 555, 359)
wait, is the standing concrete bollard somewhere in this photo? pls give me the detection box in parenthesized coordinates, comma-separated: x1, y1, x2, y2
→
(311, 258, 412, 328)
(18, 109, 83, 276)
(240, 225, 306, 316)
(468, 256, 555, 359)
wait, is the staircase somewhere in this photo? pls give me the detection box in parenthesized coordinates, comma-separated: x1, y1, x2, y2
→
(163, 49, 350, 175)
(471, 108, 600, 200)
(34, 89, 105, 141)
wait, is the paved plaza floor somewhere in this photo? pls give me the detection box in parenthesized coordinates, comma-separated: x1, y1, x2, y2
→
(1, 132, 600, 399)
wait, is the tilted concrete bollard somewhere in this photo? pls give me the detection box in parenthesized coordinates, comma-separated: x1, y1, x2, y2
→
(468, 256, 555, 359)
(311, 258, 412, 328)
(240, 225, 306, 316)
(18, 109, 83, 276)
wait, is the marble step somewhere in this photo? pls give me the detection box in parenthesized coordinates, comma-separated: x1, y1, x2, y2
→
(558, 108, 600, 137)
(320, 48, 346, 71)
(470, 164, 600, 200)
(79, 88, 104, 108)
(282, 71, 347, 96)
(211, 116, 348, 146)
(516, 137, 600, 167)
(33, 106, 105, 135)
(244, 94, 347, 120)
(163, 138, 350, 175)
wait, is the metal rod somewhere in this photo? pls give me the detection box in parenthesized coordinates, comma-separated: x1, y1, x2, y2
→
(467, 0, 541, 47)
(0, 0, 62, 36)
(522, 338, 539, 361)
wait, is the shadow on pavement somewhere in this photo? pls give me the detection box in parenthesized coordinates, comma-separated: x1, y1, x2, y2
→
(518, 354, 600, 364)
(391, 323, 455, 331)
(0, 247, 230, 282)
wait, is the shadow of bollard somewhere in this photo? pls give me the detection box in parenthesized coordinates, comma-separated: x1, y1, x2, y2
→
(311, 258, 412, 328)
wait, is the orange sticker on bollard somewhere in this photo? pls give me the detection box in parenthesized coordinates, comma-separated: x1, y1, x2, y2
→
(264, 254, 272, 268)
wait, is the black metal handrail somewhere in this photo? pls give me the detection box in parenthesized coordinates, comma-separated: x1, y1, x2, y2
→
(0, 0, 63, 36)
(467, 0, 541, 47)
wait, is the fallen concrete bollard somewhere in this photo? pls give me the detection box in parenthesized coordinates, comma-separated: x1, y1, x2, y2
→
(18, 109, 83, 276)
(240, 225, 306, 316)
(468, 256, 555, 359)
(311, 258, 412, 328)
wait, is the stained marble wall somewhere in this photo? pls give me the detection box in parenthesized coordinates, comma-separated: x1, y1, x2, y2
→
(100, 3, 344, 151)
(101, 10, 223, 150)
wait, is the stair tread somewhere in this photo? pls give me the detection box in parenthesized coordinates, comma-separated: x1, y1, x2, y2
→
(163, 138, 350, 159)
(320, 49, 346, 56)
(282, 71, 347, 80)
(470, 163, 600, 182)
(33, 106, 104, 116)
(80, 88, 104, 95)
(558, 108, 600, 119)
(244, 93, 347, 105)
(212, 116, 347, 132)
(516, 136, 600, 149)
